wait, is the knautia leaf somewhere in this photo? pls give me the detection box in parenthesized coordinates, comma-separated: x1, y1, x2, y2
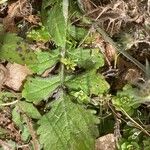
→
(29, 50, 59, 74)
(37, 94, 98, 150)
(12, 101, 41, 126)
(18, 101, 41, 119)
(22, 76, 60, 103)
(0, 33, 37, 65)
(43, 2, 67, 47)
(65, 71, 110, 95)
(67, 48, 104, 70)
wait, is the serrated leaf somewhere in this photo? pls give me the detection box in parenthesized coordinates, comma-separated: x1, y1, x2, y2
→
(68, 48, 104, 70)
(22, 76, 60, 103)
(29, 50, 59, 74)
(12, 106, 22, 128)
(21, 124, 31, 142)
(0, 33, 37, 65)
(43, 3, 67, 47)
(0, 91, 17, 102)
(37, 94, 98, 150)
(18, 101, 41, 119)
(27, 26, 50, 42)
(68, 25, 88, 41)
(65, 71, 109, 95)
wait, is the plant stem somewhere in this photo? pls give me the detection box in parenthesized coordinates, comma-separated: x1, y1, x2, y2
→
(60, 48, 66, 87)
(121, 108, 150, 136)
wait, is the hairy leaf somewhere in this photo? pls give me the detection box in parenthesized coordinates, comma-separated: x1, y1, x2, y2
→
(22, 76, 60, 103)
(68, 25, 88, 41)
(12, 106, 22, 128)
(37, 94, 98, 150)
(29, 50, 59, 74)
(0, 92, 17, 103)
(0, 33, 37, 65)
(27, 26, 50, 42)
(42, 2, 67, 47)
(18, 101, 41, 119)
(68, 48, 104, 69)
(65, 71, 109, 95)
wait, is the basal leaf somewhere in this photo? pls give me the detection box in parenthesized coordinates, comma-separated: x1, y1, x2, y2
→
(65, 71, 109, 95)
(27, 26, 50, 42)
(22, 76, 60, 103)
(12, 106, 23, 128)
(29, 50, 59, 74)
(43, 2, 67, 47)
(0, 91, 17, 104)
(0, 33, 37, 65)
(68, 25, 88, 41)
(18, 101, 41, 119)
(67, 48, 104, 70)
(21, 124, 30, 142)
(37, 94, 98, 150)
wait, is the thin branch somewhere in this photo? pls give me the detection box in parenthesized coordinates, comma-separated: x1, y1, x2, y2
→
(0, 100, 18, 106)
(121, 107, 150, 137)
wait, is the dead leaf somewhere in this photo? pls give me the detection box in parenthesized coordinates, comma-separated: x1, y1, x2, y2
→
(94, 33, 117, 66)
(4, 63, 32, 91)
(3, 0, 31, 32)
(95, 134, 116, 150)
(0, 64, 8, 90)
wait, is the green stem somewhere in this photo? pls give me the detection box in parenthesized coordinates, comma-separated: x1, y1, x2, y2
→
(60, 47, 66, 87)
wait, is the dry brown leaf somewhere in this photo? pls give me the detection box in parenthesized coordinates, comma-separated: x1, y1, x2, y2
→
(95, 134, 116, 150)
(0, 64, 8, 90)
(3, 0, 31, 32)
(4, 63, 32, 91)
(94, 33, 117, 66)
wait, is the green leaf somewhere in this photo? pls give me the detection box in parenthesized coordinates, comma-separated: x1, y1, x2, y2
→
(0, 33, 37, 65)
(18, 101, 41, 119)
(12, 106, 22, 128)
(21, 124, 31, 142)
(112, 85, 140, 115)
(37, 94, 98, 150)
(42, 2, 67, 47)
(21, 124, 30, 142)
(0, 127, 7, 138)
(65, 71, 109, 95)
(0, 91, 17, 104)
(29, 50, 59, 74)
(22, 76, 60, 103)
(27, 26, 50, 42)
(68, 25, 88, 41)
(67, 48, 104, 70)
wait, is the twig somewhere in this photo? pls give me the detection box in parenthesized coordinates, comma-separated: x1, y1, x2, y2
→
(121, 107, 150, 136)
(0, 100, 18, 106)
(148, 0, 150, 14)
